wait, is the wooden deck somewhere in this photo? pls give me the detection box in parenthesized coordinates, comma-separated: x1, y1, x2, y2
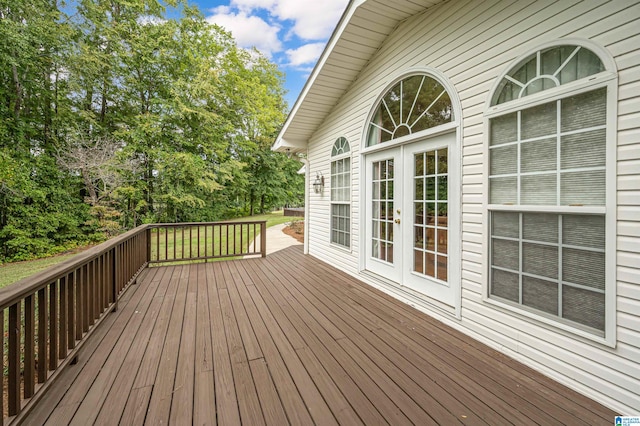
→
(23, 246, 615, 425)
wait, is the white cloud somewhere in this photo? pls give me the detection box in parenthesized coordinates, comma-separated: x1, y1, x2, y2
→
(271, 0, 346, 40)
(230, 0, 277, 12)
(206, 9, 283, 57)
(228, 0, 347, 40)
(285, 42, 326, 67)
(203, 0, 347, 69)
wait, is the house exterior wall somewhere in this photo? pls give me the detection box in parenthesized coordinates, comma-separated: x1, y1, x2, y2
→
(304, 0, 640, 413)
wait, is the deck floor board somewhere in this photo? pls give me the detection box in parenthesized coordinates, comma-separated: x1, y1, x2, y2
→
(25, 246, 616, 425)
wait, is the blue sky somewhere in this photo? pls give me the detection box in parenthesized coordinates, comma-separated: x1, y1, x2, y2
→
(187, 0, 349, 109)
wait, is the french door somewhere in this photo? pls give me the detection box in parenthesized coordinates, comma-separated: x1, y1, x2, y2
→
(364, 133, 458, 306)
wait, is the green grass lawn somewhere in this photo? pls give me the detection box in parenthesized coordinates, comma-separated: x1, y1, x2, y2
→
(0, 253, 80, 289)
(0, 211, 301, 289)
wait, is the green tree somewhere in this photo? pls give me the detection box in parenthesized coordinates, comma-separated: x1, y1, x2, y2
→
(0, 0, 301, 262)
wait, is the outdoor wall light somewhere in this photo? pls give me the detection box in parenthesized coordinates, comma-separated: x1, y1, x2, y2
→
(313, 172, 324, 194)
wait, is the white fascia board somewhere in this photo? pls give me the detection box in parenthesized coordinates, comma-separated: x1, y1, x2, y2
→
(271, 137, 307, 153)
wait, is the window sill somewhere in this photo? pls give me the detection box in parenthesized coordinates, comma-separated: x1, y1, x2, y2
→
(483, 296, 615, 348)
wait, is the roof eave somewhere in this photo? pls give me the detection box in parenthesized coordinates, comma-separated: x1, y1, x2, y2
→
(273, 0, 364, 150)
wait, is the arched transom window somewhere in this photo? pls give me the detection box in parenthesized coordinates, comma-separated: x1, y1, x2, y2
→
(367, 74, 453, 147)
(492, 45, 605, 105)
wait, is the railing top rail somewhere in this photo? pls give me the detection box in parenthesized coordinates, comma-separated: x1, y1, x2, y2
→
(0, 224, 151, 310)
(149, 220, 267, 227)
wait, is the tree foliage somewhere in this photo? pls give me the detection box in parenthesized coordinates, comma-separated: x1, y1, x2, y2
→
(0, 0, 302, 262)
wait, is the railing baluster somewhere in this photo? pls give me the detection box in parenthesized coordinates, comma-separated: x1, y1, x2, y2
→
(88, 260, 95, 324)
(105, 251, 111, 305)
(261, 221, 267, 257)
(0, 309, 4, 426)
(146, 228, 150, 265)
(49, 280, 58, 371)
(83, 263, 89, 333)
(37, 288, 47, 383)
(8, 302, 21, 416)
(112, 247, 118, 312)
(24, 295, 35, 399)
(96, 256, 102, 316)
(98, 255, 104, 312)
(59, 275, 67, 360)
(98, 256, 103, 316)
(68, 271, 75, 350)
(76, 265, 84, 339)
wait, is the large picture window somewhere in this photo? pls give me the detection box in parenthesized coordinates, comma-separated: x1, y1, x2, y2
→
(487, 44, 614, 337)
(331, 137, 350, 248)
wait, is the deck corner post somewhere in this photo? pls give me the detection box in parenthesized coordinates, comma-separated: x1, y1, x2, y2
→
(146, 226, 151, 265)
(261, 221, 267, 257)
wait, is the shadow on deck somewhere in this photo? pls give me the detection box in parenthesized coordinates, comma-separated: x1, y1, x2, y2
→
(24, 246, 615, 425)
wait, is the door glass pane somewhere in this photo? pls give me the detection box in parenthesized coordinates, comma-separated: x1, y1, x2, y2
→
(413, 149, 447, 282)
(437, 148, 448, 174)
(415, 153, 424, 176)
(372, 159, 393, 263)
(414, 250, 424, 274)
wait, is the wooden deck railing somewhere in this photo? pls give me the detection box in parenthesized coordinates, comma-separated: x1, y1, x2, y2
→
(0, 220, 266, 424)
(148, 221, 267, 264)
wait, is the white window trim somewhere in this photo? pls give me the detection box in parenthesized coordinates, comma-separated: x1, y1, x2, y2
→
(330, 141, 352, 251)
(482, 41, 618, 347)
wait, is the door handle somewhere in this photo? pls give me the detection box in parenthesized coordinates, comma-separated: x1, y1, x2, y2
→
(394, 219, 401, 224)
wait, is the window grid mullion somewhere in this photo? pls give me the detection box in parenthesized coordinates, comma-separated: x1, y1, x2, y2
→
(519, 212, 523, 305)
(558, 215, 563, 318)
(400, 80, 403, 124)
(557, 99, 562, 206)
(517, 110, 522, 205)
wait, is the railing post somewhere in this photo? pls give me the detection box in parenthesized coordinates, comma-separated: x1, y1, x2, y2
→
(8, 302, 21, 416)
(146, 226, 151, 265)
(261, 221, 267, 258)
(112, 247, 118, 312)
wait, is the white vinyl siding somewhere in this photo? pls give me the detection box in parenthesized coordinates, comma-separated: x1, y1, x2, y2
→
(303, 0, 640, 413)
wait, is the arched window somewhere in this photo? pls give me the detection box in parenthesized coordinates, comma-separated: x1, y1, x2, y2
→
(331, 137, 350, 248)
(487, 43, 615, 339)
(366, 74, 453, 147)
(492, 45, 605, 105)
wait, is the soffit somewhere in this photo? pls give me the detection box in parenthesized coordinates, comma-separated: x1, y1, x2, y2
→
(273, 0, 446, 152)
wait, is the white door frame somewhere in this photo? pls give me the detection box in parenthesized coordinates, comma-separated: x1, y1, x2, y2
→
(361, 132, 460, 309)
